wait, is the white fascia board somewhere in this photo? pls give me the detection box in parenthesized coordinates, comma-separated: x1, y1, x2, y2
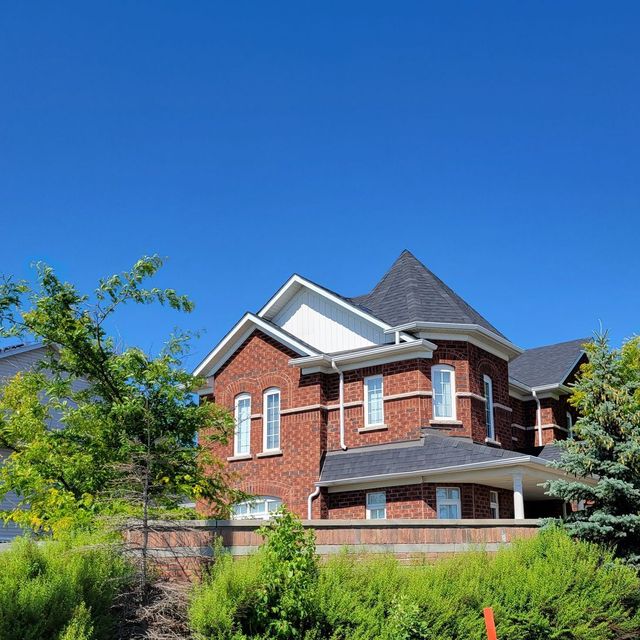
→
(386, 322, 522, 361)
(289, 339, 437, 374)
(257, 274, 413, 341)
(317, 455, 592, 489)
(317, 457, 536, 488)
(0, 342, 47, 360)
(193, 313, 318, 378)
(509, 378, 573, 401)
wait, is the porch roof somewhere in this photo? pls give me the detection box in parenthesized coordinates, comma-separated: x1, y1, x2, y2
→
(318, 431, 587, 499)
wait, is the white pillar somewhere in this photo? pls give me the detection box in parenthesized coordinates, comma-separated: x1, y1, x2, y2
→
(512, 472, 525, 520)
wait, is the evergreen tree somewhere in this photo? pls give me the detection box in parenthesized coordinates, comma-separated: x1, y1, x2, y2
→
(546, 332, 640, 564)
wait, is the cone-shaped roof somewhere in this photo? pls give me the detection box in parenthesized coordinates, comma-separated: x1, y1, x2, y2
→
(349, 250, 506, 338)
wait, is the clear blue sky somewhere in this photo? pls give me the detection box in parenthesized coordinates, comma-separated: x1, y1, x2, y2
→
(1, 2, 638, 366)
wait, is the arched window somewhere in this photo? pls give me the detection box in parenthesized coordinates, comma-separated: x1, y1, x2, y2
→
(231, 496, 282, 520)
(432, 365, 455, 419)
(234, 393, 251, 456)
(263, 388, 281, 452)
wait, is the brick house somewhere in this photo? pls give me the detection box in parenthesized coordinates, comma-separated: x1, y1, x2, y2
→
(195, 250, 592, 521)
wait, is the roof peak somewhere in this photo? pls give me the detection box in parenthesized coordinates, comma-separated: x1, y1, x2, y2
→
(349, 250, 507, 339)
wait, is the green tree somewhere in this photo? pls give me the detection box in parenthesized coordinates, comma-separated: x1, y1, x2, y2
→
(546, 332, 640, 564)
(0, 257, 241, 546)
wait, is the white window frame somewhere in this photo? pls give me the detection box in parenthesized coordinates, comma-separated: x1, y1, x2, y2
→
(436, 486, 461, 519)
(483, 375, 495, 439)
(263, 388, 281, 452)
(566, 411, 573, 438)
(366, 491, 387, 519)
(231, 496, 282, 520)
(489, 490, 500, 519)
(432, 365, 456, 420)
(364, 375, 385, 427)
(234, 393, 251, 456)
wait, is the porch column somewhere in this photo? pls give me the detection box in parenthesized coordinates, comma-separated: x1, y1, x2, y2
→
(512, 472, 525, 520)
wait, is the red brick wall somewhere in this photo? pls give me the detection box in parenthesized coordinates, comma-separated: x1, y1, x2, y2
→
(204, 330, 528, 520)
(326, 482, 514, 520)
(207, 330, 326, 518)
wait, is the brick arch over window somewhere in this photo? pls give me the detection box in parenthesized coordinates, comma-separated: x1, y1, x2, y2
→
(256, 373, 294, 408)
(239, 479, 294, 506)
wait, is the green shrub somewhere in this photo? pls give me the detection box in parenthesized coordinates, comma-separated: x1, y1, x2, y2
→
(190, 524, 640, 640)
(190, 509, 319, 639)
(0, 535, 133, 640)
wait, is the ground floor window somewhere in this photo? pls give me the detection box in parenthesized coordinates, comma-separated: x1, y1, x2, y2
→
(489, 490, 500, 518)
(231, 496, 282, 520)
(436, 487, 461, 519)
(366, 491, 387, 519)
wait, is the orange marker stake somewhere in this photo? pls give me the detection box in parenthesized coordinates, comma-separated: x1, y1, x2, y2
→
(483, 607, 498, 640)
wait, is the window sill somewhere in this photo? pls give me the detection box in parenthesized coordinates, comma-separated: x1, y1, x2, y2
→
(256, 449, 283, 458)
(358, 424, 388, 433)
(429, 419, 463, 426)
(484, 437, 502, 447)
(227, 453, 252, 462)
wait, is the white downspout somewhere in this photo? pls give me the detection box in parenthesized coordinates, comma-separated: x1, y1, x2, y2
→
(332, 359, 347, 450)
(532, 388, 543, 446)
(307, 486, 321, 520)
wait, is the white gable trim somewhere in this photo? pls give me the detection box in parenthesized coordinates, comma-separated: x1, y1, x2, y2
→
(258, 274, 412, 341)
(0, 342, 48, 360)
(193, 313, 318, 378)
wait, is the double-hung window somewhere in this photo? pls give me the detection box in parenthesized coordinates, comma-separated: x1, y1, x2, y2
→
(364, 375, 384, 427)
(489, 490, 500, 519)
(234, 393, 251, 456)
(366, 491, 387, 519)
(566, 411, 573, 438)
(432, 365, 455, 419)
(263, 388, 281, 451)
(436, 487, 461, 519)
(483, 375, 495, 439)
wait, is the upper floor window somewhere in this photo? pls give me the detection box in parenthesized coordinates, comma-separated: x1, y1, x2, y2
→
(366, 491, 387, 519)
(364, 375, 384, 427)
(232, 496, 282, 520)
(489, 490, 500, 519)
(483, 375, 495, 439)
(432, 365, 455, 419)
(436, 487, 461, 519)
(566, 411, 573, 438)
(234, 393, 251, 456)
(263, 388, 281, 451)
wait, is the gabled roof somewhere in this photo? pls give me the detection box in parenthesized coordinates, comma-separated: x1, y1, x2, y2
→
(319, 430, 544, 485)
(509, 338, 589, 389)
(0, 342, 46, 359)
(349, 250, 507, 339)
(193, 313, 319, 378)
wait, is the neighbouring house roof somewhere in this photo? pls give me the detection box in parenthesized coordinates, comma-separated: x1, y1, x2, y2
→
(319, 430, 536, 485)
(509, 338, 590, 389)
(348, 250, 507, 339)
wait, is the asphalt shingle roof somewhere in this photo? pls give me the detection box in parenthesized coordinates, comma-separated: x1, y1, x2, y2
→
(319, 431, 529, 483)
(509, 338, 589, 388)
(348, 250, 507, 338)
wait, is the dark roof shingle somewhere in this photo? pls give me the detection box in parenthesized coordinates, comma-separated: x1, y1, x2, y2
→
(348, 250, 506, 338)
(319, 431, 528, 483)
(509, 338, 589, 388)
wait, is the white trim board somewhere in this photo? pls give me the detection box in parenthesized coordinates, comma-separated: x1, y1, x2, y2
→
(193, 313, 318, 378)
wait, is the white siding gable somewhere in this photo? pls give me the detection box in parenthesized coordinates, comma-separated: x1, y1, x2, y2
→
(272, 288, 387, 353)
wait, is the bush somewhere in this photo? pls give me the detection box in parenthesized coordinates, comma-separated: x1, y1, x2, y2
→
(0, 535, 134, 640)
(190, 509, 319, 639)
(190, 520, 640, 640)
